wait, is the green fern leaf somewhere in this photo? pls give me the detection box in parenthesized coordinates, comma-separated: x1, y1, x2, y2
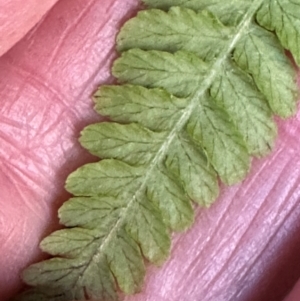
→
(15, 1, 300, 300)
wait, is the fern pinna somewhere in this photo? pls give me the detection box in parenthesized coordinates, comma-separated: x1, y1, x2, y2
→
(15, 0, 300, 300)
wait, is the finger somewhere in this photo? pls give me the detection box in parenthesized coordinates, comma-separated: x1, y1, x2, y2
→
(0, 0, 59, 56)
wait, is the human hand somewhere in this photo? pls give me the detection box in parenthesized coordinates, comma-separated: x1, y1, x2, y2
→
(1, 1, 300, 300)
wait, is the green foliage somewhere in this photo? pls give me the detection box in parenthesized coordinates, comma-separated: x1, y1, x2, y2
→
(15, 1, 300, 300)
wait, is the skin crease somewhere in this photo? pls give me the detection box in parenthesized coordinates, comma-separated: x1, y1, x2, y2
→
(1, 0, 300, 300)
(0, 0, 59, 57)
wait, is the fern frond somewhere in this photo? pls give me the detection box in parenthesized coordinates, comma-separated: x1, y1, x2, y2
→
(15, 1, 300, 300)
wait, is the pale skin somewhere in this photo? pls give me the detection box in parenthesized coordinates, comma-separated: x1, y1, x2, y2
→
(1, 0, 300, 300)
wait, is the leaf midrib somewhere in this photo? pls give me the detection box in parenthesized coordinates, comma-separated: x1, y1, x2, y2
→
(73, 0, 264, 293)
